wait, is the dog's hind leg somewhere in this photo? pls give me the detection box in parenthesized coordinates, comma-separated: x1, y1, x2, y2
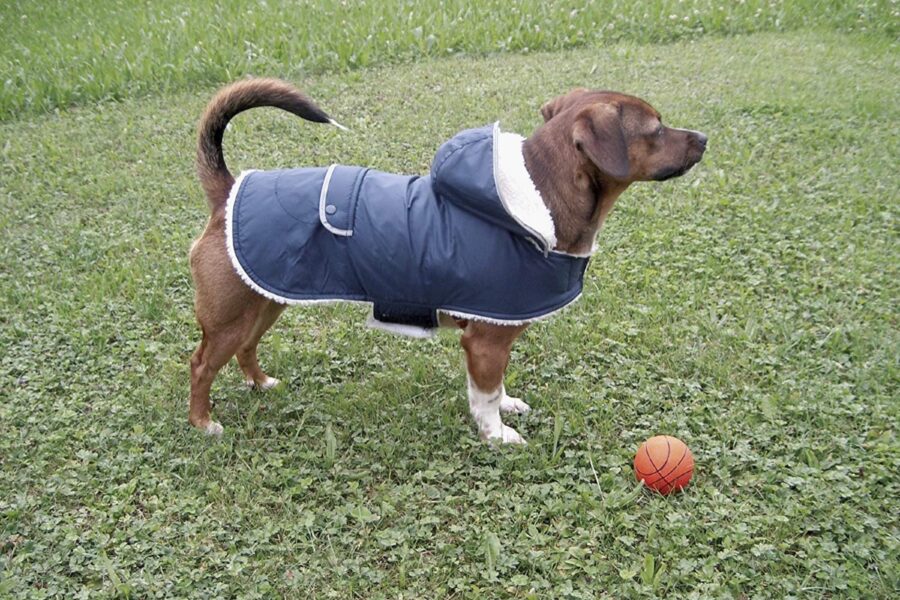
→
(236, 299, 286, 390)
(461, 321, 529, 444)
(189, 322, 249, 436)
(189, 227, 268, 435)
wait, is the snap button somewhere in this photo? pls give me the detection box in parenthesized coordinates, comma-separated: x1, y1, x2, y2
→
(325, 204, 337, 215)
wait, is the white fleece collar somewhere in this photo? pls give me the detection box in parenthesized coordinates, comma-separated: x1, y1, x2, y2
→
(492, 123, 558, 254)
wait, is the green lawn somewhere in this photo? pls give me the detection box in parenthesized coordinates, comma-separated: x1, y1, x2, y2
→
(1, 30, 898, 598)
(1, 0, 897, 120)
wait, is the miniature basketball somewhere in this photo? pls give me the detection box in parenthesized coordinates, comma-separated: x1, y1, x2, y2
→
(634, 435, 694, 494)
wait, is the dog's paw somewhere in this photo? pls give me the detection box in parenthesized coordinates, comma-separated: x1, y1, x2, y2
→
(499, 425, 527, 445)
(500, 394, 531, 414)
(204, 421, 224, 436)
(484, 424, 527, 445)
(246, 377, 280, 391)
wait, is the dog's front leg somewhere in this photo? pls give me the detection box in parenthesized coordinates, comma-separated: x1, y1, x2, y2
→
(461, 321, 529, 444)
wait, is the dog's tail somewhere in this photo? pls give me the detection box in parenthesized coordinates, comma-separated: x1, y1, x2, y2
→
(196, 78, 346, 210)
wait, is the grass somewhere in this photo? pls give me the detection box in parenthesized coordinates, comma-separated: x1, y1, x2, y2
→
(1, 28, 899, 598)
(1, 0, 898, 120)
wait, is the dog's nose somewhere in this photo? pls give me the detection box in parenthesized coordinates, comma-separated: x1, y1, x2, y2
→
(695, 132, 708, 149)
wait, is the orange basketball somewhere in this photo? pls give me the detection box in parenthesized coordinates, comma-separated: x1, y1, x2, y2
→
(634, 435, 694, 494)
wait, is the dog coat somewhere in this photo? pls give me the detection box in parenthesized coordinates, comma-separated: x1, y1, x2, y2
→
(226, 123, 589, 337)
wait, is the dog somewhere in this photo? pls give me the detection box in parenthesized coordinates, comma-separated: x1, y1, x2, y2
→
(189, 78, 706, 443)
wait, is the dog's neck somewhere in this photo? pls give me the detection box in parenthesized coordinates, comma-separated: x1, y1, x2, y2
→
(522, 133, 628, 256)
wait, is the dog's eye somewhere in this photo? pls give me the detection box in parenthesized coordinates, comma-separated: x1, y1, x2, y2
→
(655, 126, 664, 137)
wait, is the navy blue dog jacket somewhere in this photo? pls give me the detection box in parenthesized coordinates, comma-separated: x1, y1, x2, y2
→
(226, 123, 589, 337)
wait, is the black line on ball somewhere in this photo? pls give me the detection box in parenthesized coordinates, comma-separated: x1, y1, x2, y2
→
(659, 445, 691, 483)
(654, 437, 675, 489)
(670, 468, 694, 490)
(641, 445, 664, 478)
(635, 458, 663, 478)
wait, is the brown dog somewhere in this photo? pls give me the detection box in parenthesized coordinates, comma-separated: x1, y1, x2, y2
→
(189, 79, 706, 442)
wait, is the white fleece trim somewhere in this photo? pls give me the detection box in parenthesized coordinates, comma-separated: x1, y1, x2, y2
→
(439, 292, 582, 326)
(365, 314, 436, 339)
(492, 123, 557, 254)
(552, 245, 596, 258)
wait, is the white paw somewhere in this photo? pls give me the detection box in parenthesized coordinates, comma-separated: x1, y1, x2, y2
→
(259, 376, 279, 390)
(500, 425, 527, 445)
(246, 377, 280, 390)
(485, 424, 527, 445)
(204, 421, 224, 436)
(500, 395, 531, 414)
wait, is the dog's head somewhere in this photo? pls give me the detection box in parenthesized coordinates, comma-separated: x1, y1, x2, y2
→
(539, 88, 707, 185)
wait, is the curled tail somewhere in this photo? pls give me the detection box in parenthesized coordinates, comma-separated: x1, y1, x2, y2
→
(196, 78, 345, 209)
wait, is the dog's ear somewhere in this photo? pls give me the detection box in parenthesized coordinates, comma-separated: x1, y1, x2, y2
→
(540, 88, 590, 122)
(572, 103, 630, 181)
